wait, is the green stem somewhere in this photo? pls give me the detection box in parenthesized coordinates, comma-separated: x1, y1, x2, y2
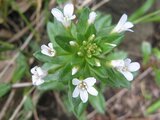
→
(133, 9, 160, 24)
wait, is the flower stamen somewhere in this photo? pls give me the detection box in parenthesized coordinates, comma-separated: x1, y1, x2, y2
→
(78, 81, 88, 90)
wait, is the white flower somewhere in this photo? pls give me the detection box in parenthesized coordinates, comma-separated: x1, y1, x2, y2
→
(51, 3, 76, 27)
(31, 66, 47, 86)
(41, 43, 56, 57)
(112, 14, 134, 33)
(111, 58, 140, 81)
(72, 77, 98, 103)
(88, 11, 97, 24)
(69, 41, 77, 46)
(95, 59, 101, 67)
(72, 66, 79, 75)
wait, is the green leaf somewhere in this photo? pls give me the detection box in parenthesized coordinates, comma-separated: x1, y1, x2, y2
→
(141, 41, 151, 64)
(0, 41, 14, 52)
(129, 0, 155, 21)
(77, 8, 90, 34)
(55, 36, 74, 52)
(59, 64, 72, 81)
(154, 69, 160, 86)
(153, 48, 160, 60)
(132, 10, 160, 24)
(97, 33, 124, 45)
(42, 63, 62, 72)
(47, 21, 68, 47)
(0, 83, 11, 97)
(24, 96, 34, 112)
(106, 69, 130, 88)
(75, 102, 87, 117)
(71, 23, 78, 39)
(85, 24, 96, 39)
(106, 51, 127, 61)
(34, 51, 53, 62)
(96, 34, 124, 55)
(38, 81, 65, 91)
(56, 0, 67, 4)
(12, 53, 29, 82)
(146, 100, 160, 114)
(95, 13, 112, 32)
(89, 66, 108, 79)
(89, 92, 105, 114)
(99, 42, 115, 55)
(86, 58, 98, 67)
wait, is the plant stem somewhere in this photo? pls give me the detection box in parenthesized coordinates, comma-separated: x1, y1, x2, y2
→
(133, 10, 160, 24)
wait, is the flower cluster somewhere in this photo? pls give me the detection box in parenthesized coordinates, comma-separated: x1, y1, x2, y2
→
(31, 3, 140, 103)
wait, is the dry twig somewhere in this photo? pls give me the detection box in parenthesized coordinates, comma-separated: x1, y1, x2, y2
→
(9, 87, 35, 120)
(12, 82, 33, 88)
(0, 90, 15, 120)
(54, 92, 68, 115)
(92, 0, 110, 10)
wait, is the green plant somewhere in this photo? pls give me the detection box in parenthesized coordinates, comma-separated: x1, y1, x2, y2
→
(31, 3, 140, 119)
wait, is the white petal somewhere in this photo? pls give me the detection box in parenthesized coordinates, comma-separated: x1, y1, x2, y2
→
(72, 78, 81, 85)
(111, 60, 124, 67)
(128, 62, 140, 72)
(87, 87, 98, 96)
(124, 58, 131, 66)
(72, 67, 79, 75)
(51, 8, 64, 22)
(126, 29, 134, 32)
(41, 44, 49, 51)
(124, 22, 134, 29)
(63, 3, 74, 17)
(80, 90, 88, 103)
(48, 42, 53, 50)
(41, 44, 55, 57)
(69, 15, 76, 20)
(36, 67, 47, 77)
(121, 71, 133, 81)
(72, 86, 80, 98)
(30, 66, 38, 74)
(105, 43, 117, 47)
(84, 77, 96, 87)
(41, 49, 52, 57)
(62, 20, 71, 27)
(32, 75, 44, 86)
(114, 14, 128, 32)
(95, 59, 101, 67)
(88, 11, 96, 24)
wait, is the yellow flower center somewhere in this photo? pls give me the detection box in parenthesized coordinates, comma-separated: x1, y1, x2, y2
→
(78, 82, 88, 90)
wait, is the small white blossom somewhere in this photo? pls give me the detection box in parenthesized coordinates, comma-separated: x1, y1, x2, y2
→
(105, 43, 117, 47)
(51, 3, 76, 27)
(72, 77, 98, 103)
(111, 58, 140, 81)
(31, 66, 47, 86)
(88, 11, 97, 24)
(95, 59, 101, 67)
(112, 14, 134, 33)
(69, 41, 77, 46)
(41, 43, 56, 57)
(72, 66, 79, 75)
